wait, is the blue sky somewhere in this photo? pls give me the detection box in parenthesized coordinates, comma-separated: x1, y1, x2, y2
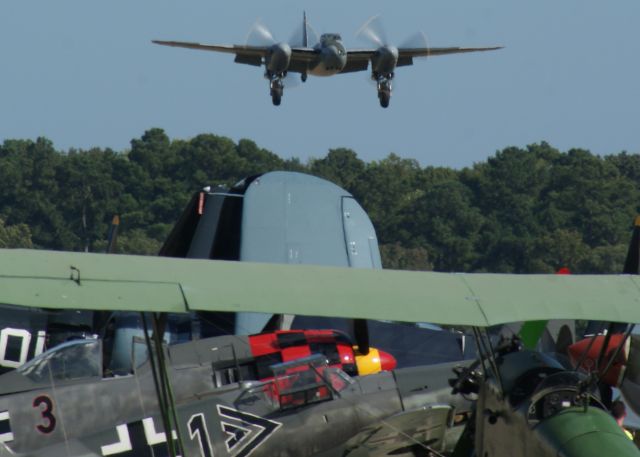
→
(1, 0, 639, 168)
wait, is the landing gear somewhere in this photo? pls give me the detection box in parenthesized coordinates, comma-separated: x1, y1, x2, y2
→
(372, 71, 393, 108)
(378, 90, 390, 108)
(267, 73, 284, 106)
(301, 73, 307, 83)
(375, 76, 392, 108)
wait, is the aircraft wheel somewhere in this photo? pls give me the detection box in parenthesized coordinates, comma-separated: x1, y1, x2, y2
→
(272, 93, 282, 106)
(379, 92, 390, 108)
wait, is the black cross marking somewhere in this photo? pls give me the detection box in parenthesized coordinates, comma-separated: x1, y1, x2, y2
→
(0, 410, 12, 443)
(100, 417, 180, 457)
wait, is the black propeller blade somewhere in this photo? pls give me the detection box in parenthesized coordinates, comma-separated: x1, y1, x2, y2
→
(353, 318, 370, 355)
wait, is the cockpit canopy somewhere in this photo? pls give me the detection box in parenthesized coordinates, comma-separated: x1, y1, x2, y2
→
(18, 338, 102, 383)
(320, 33, 342, 45)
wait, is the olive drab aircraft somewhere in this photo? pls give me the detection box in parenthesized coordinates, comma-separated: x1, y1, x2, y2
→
(1, 249, 640, 456)
(152, 13, 502, 107)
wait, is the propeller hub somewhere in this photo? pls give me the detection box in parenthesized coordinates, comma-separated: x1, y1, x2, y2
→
(354, 347, 397, 375)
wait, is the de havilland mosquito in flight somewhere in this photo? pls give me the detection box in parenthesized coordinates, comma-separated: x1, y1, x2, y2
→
(153, 13, 502, 107)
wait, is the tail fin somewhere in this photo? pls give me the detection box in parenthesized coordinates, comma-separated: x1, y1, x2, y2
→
(303, 11, 308, 47)
(623, 215, 640, 274)
(106, 215, 120, 254)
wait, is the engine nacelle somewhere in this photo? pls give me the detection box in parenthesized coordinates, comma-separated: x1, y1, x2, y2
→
(265, 42, 292, 75)
(371, 45, 398, 77)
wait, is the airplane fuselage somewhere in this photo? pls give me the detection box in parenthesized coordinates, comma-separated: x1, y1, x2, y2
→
(0, 335, 470, 457)
(308, 33, 347, 76)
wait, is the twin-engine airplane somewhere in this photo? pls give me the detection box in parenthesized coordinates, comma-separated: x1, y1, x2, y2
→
(153, 13, 502, 107)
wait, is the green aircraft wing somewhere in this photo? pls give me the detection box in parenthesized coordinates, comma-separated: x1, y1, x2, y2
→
(1, 249, 640, 326)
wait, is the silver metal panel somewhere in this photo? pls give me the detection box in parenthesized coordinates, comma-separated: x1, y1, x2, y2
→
(342, 196, 382, 269)
(237, 172, 381, 334)
(240, 172, 352, 266)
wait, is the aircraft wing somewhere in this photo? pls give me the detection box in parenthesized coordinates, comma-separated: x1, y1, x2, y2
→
(344, 405, 451, 456)
(396, 46, 503, 67)
(343, 51, 372, 73)
(288, 48, 320, 73)
(2, 249, 640, 326)
(153, 40, 269, 66)
(345, 46, 503, 71)
(152, 40, 318, 69)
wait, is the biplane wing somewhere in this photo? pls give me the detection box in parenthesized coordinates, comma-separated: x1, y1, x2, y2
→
(1, 249, 640, 325)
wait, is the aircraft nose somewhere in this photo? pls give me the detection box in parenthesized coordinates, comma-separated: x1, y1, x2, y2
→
(534, 408, 639, 457)
(378, 349, 397, 371)
(562, 430, 639, 457)
(322, 45, 344, 68)
(354, 347, 397, 375)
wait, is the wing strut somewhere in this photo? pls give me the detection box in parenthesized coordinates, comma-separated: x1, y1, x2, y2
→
(141, 312, 186, 457)
(598, 324, 636, 383)
(471, 327, 504, 395)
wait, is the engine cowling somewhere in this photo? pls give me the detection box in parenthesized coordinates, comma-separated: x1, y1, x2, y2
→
(371, 45, 399, 77)
(265, 42, 292, 75)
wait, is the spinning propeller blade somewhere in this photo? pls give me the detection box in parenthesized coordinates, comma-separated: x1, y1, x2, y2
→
(245, 19, 277, 47)
(356, 15, 389, 47)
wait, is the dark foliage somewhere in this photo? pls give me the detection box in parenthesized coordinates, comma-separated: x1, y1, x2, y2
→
(1, 131, 638, 273)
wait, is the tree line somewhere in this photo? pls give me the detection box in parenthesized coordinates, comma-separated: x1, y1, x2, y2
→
(1, 128, 639, 274)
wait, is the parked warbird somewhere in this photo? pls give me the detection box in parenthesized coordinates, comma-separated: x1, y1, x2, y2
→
(0, 249, 639, 456)
(153, 13, 502, 107)
(0, 333, 460, 457)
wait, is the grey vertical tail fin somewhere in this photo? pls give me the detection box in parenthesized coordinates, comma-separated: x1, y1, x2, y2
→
(303, 11, 308, 47)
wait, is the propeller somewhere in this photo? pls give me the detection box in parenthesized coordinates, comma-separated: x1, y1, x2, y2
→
(245, 18, 311, 89)
(245, 19, 277, 47)
(356, 15, 389, 48)
(246, 17, 319, 50)
(288, 14, 319, 48)
(357, 15, 429, 50)
(356, 16, 429, 108)
(400, 30, 429, 54)
(353, 318, 370, 355)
